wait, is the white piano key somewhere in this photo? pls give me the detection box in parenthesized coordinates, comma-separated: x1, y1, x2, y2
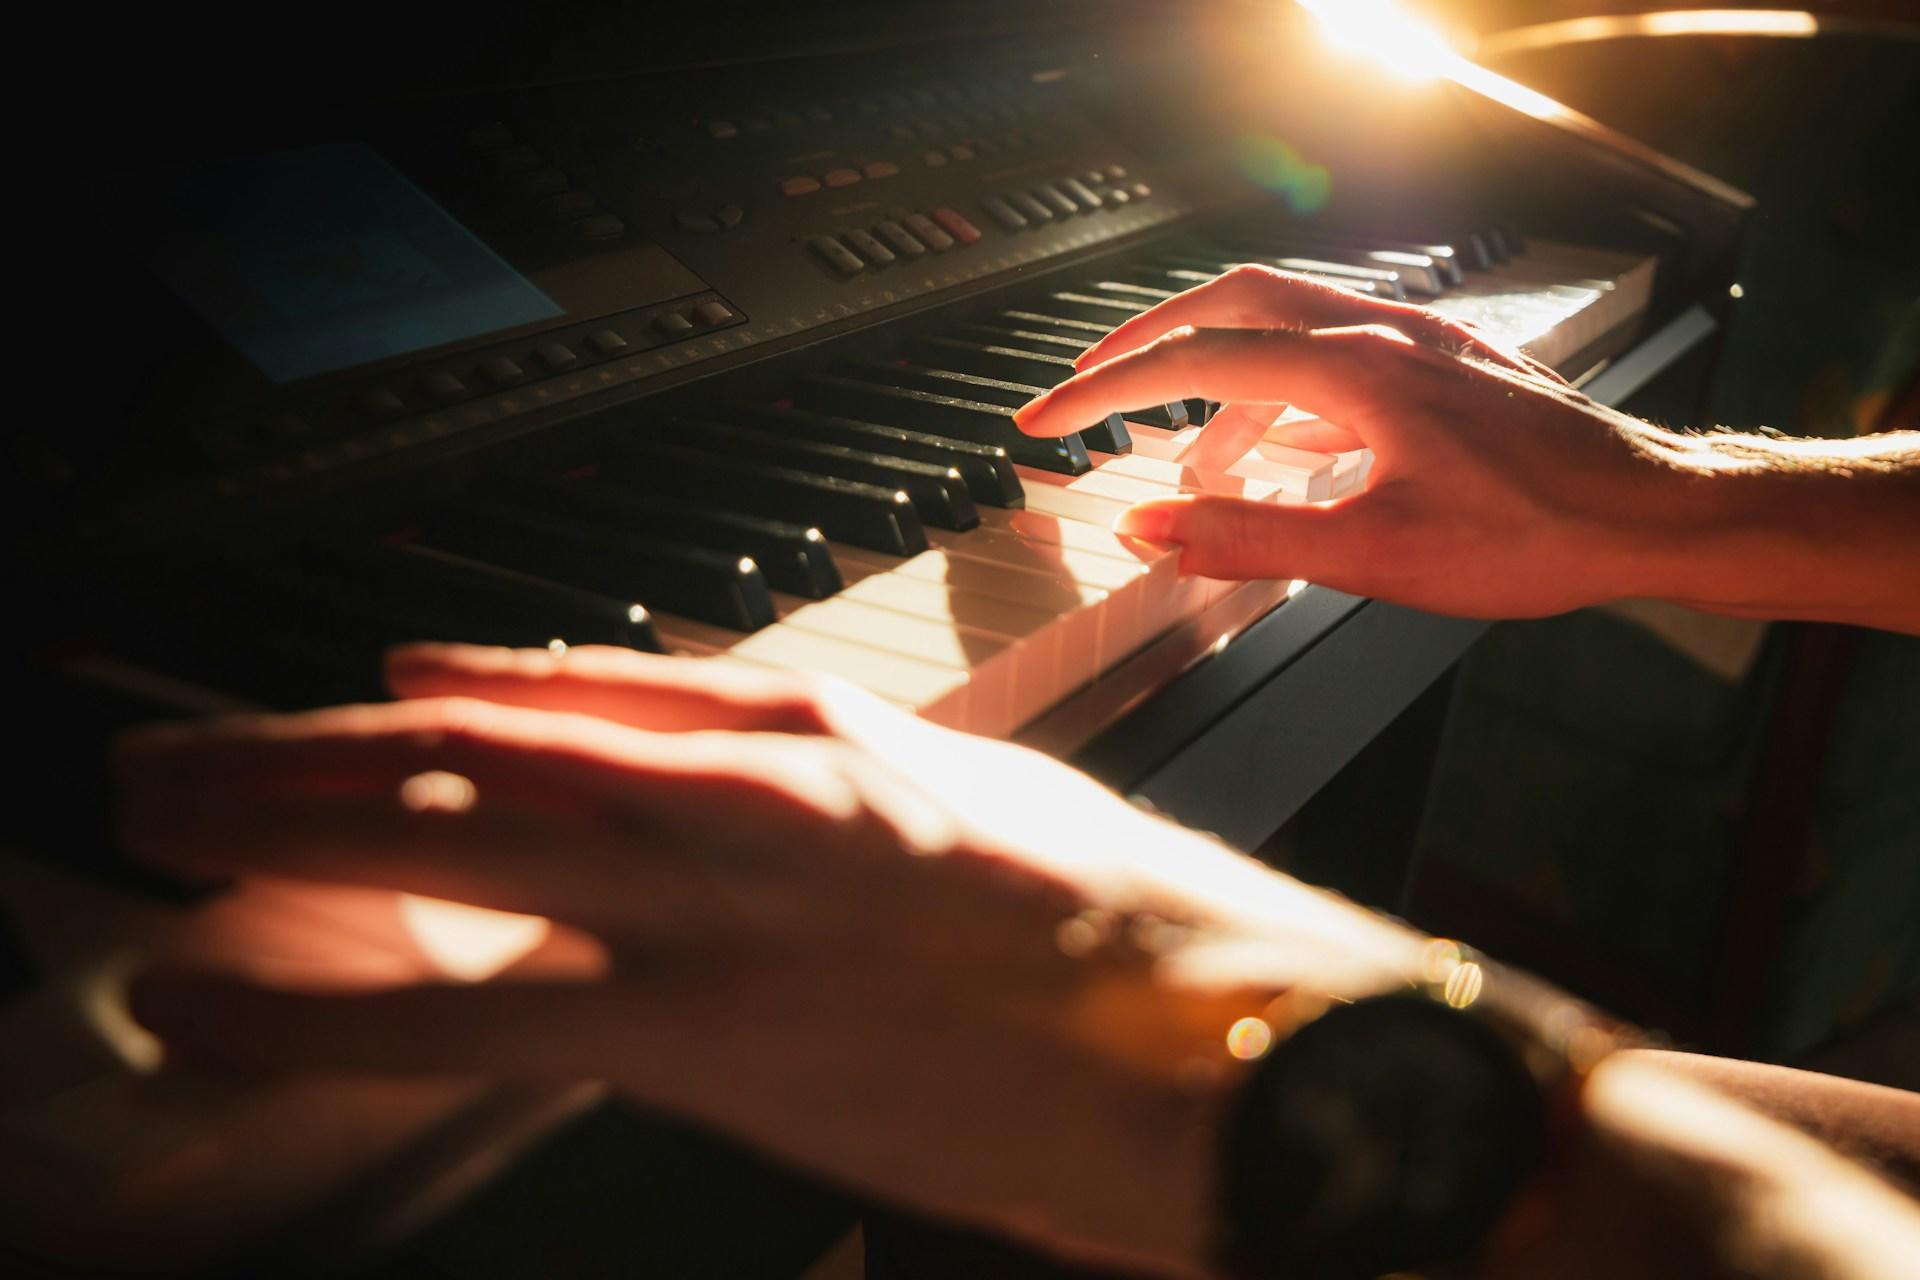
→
(1061, 467, 1195, 506)
(807, 556, 1066, 714)
(778, 596, 1020, 736)
(839, 572, 1065, 727)
(1330, 450, 1372, 496)
(836, 542, 1109, 696)
(1018, 474, 1138, 530)
(917, 537, 1144, 672)
(730, 623, 975, 729)
(1009, 471, 1216, 652)
(1093, 451, 1294, 502)
(976, 505, 1184, 631)
(652, 612, 972, 727)
(1131, 422, 1336, 500)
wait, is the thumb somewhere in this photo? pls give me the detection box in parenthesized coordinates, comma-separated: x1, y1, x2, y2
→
(1114, 494, 1374, 583)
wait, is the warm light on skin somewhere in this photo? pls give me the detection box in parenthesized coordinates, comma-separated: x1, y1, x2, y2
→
(399, 894, 552, 982)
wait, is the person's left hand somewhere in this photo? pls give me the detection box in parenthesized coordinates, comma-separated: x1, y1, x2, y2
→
(116, 643, 1420, 1275)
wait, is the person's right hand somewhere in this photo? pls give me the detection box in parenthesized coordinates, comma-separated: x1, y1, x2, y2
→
(1013, 266, 1707, 619)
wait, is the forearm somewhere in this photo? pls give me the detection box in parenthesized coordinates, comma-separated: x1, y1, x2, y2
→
(1092, 846, 1920, 1280)
(1627, 1050, 1920, 1191)
(1486, 1054, 1920, 1280)
(1622, 429, 1920, 633)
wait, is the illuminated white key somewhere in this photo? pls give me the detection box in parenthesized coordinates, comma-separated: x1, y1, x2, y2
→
(867, 537, 1147, 677)
(1250, 438, 1342, 500)
(976, 506, 1184, 636)
(1330, 449, 1372, 496)
(838, 572, 1064, 728)
(1062, 468, 1180, 506)
(1093, 451, 1292, 502)
(1009, 471, 1202, 655)
(647, 615, 921, 715)
(834, 543, 1103, 700)
(778, 596, 1019, 736)
(1018, 474, 1138, 530)
(1131, 422, 1335, 500)
(729, 623, 973, 728)
(779, 579, 1046, 728)
(979, 528, 1160, 661)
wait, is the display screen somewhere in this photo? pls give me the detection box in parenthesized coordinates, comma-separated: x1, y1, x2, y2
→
(100, 143, 563, 383)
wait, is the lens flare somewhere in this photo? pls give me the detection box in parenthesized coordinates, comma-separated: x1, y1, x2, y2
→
(1226, 1015, 1276, 1060)
(1230, 135, 1333, 214)
(1296, 0, 1458, 81)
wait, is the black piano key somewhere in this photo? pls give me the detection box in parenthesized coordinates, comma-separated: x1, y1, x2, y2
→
(303, 542, 667, 651)
(423, 497, 778, 632)
(922, 329, 1078, 383)
(1123, 266, 1219, 292)
(667, 416, 978, 531)
(494, 479, 843, 599)
(1157, 252, 1389, 297)
(1448, 229, 1496, 269)
(995, 309, 1110, 340)
(1412, 241, 1468, 286)
(854, 360, 1132, 456)
(1203, 243, 1407, 299)
(1079, 280, 1178, 306)
(1241, 238, 1447, 294)
(1034, 290, 1154, 326)
(596, 435, 928, 556)
(1273, 232, 1466, 287)
(794, 373, 1091, 476)
(932, 329, 1190, 431)
(720, 405, 1025, 508)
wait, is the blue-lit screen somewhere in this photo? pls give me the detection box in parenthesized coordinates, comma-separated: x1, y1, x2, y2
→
(104, 143, 563, 383)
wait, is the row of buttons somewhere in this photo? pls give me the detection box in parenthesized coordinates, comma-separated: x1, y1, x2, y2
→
(779, 160, 901, 197)
(217, 288, 743, 460)
(650, 299, 741, 339)
(980, 170, 1150, 231)
(778, 125, 1052, 199)
(704, 86, 1043, 142)
(356, 330, 633, 419)
(808, 208, 983, 276)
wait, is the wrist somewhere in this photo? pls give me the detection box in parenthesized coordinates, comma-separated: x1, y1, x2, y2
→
(1201, 938, 1630, 1278)
(1616, 431, 1920, 629)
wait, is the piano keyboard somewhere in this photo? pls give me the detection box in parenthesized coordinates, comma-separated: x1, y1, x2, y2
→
(86, 222, 1655, 744)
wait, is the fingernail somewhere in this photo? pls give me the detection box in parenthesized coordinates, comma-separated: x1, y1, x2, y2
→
(1072, 343, 1102, 371)
(1011, 391, 1049, 432)
(1113, 501, 1182, 543)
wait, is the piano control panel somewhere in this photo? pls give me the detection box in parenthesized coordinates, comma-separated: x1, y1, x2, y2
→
(70, 59, 1200, 538)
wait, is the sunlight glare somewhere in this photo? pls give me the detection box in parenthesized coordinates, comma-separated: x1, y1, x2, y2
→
(1297, 0, 1457, 81)
(400, 894, 551, 981)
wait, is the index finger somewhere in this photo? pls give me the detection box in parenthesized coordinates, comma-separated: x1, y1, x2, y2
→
(1073, 264, 1538, 375)
(1014, 325, 1427, 443)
